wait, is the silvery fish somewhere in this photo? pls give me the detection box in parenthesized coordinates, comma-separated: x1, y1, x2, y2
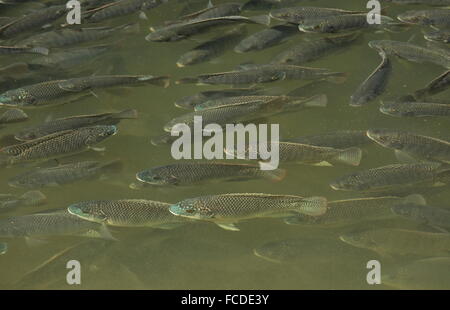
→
(424, 29, 450, 43)
(0, 125, 117, 166)
(8, 160, 123, 189)
(369, 40, 450, 69)
(367, 128, 450, 163)
(340, 228, 450, 257)
(288, 130, 371, 149)
(329, 162, 450, 192)
(269, 6, 365, 24)
(135, 162, 286, 186)
(234, 24, 298, 53)
(350, 50, 392, 106)
(15, 109, 137, 141)
(299, 14, 395, 33)
(169, 193, 328, 231)
(67, 199, 184, 228)
(380, 101, 450, 117)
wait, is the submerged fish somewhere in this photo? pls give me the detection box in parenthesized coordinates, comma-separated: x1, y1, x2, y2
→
(397, 9, 450, 28)
(369, 40, 450, 69)
(329, 162, 450, 192)
(350, 50, 392, 107)
(288, 130, 371, 149)
(85, 0, 164, 23)
(8, 160, 123, 189)
(234, 24, 298, 53)
(0, 125, 117, 165)
(414, 70, 450, 99)
(135, 162, 286, 186)
(269, 6, 365, 24)
(173, 2, 243, 22)
(177, 64, 346, 85)
(380, 101, 450, 117)
(0, 109, 28, 124)
(392, 203, 450, 230)
(0, 45, 48, 55)
(15, 109, 137, 141)
(67, 199, 183, 228)
(367, 128, 450, 163)
(299, 14, 395, 33)
(169, 193, 328, 231)
(424, 29, 450, 43)
(340, 228, 450, 257)
(1, 191, 46, 212)
(0, 242, 6, 255)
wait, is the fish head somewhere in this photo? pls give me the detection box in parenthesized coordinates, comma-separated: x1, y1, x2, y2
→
(339, 231, 376, 249)
(329, 174, 368, 191)
(169, 199, 215, 220)
(85, 125, 118, 145)
(136, 168, 179, 186)
(177, 50, 209, 67)
(67, 202, 107, 223)
(0, 89, 34, 107)
(299, 21, 325, 33)
(269, 9, 292, 22)
(14, 130, 37, 141)
(379, 103, 406, 117)
(397, 11, 423, 24)
(366, 128, 401, 148)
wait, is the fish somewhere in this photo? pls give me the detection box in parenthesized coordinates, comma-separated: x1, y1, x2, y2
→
(14, 109, 137, 141)
(414, 70, 450, 99)
(368, 40, 450, 69)
(146, 15, 270, 42)
(299, 14, 395, 33)
(135, 162, 286, 186)
(397, 9, 450, 28)
(271, 32, 360, 65)
(0, 45, 48, 55)
(329, 162, 450, 192)
(169, 193, 328, 231)
(0, 109, 28, 124)
(366, 128, 450, 163)
(0, 210, 114, 241)
(284, 194, 425, 226)
(424, 29, 450, 43)
(269, 6, 366, 24)
(383, 257, 450, 290)
(392, 203, 450, 230)
(350, 50, 392, 107)
(1, 191, 46, 212)
(171, 2, 243, 22)
(0, 5, 67, 38)
(234, 24, 298, 53)
(177, 64, 347, 85)
(0, 242, 6, 255)
(67, 199, 184, 229)
(288, 130, 371, 149)
(340, 228, 450, 257)
(176, 26, 246, 67)
(8, 160, 123, 189)
(383, 0, 450, 4)
(84, 0, 164, 23)
(174, 87, 265, 109)
(380, 100, 450, 117)
(0, 125, 118, 166)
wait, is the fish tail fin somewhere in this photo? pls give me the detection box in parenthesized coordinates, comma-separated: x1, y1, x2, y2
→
(113, 109, 138, 119)
(176, 77, 199, 84)
(333, 147, 362, 166)
(30, 46, 49, 55)
(302, 94, 328, 108)
(260, 167, 286, 182)
(139, 75, 170, 88)
(249, 14, 271, 26)
(403, 194, 426, 206)
(325, 72, 348, 84)
(21, 191, 47, 206)
(296, 196, 327, 216)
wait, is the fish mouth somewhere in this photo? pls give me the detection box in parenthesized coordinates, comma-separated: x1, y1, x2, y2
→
(168, 204, 197, 219)
(67, 204, 103, 222)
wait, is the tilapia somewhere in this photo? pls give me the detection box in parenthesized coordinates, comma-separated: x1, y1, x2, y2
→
(288, 130, 371, 149)
(269, 6, 365, 24)
(15, 109, 137, 141)
(424, 29, 450, 43)
(299, 14, 395, 33)
(380, 100, 450, 117)
(234, 24, 298, 53)
(414, 70, 450, 99)
(84, 0, 164, 23)
(67, 199, 184, 228)
(8, 160, 123, 189)
(397, 9, 450, 28)
(392, 203, 450, 230)
(169, 193, 328, 231)
(135, 162, 286, 186)
(367, 128, 450, 163)
(329, 162, 450, 192)
(172, 2, 243, 22)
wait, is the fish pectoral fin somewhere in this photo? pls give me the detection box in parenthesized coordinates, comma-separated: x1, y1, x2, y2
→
(394, 150, 418, 163)
(24, 237, 48, 247)
(216, 223, 240, 231)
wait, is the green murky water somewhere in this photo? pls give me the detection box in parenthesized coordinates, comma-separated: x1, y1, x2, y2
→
(0, 0, 449, 290)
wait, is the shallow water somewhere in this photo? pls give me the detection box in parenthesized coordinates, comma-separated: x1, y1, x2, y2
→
(0, 0, 449, 290)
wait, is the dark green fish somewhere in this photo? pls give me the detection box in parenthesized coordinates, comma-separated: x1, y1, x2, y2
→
(397, 9, 450, 28)
(1, 191, 46, 212)
(269, 6, 365, 24)
(234, 24, 298, 53)
(0, 109, 28, 124)
(330, 162, 450, 192)
(0, 210, 114, 240)
(288, 130, 371, 149)
(146, 15, 270, 42)
(174, 87, 264, 109)
(367, 128, 450, 163)
(177, 64, 347, 85)
(15, 109, 137, 141)
(135, 162, 286, 186)
(380, 100, 450, 117)
(424, 29, 450, 43)
(67, 199, 184, 228)
(8, 160, 123, 189)
(176, 26, 246, 67)
(369, 40, 450, 69)
(284, 195, 424, 226)
(350, 50, 392, 107)
(0, 5, 67, 38)
(340, 228, 450, 257)
(299, 14, 395, 33)
(0, 125, 117, 165)
(392, 203, 450, 230)
(0, 45, 48, 55)
(271, 32, 360, 65)
(414, 70, 450, 99)
(85, 0, 164, 23)
(169, 193, 328, 231)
